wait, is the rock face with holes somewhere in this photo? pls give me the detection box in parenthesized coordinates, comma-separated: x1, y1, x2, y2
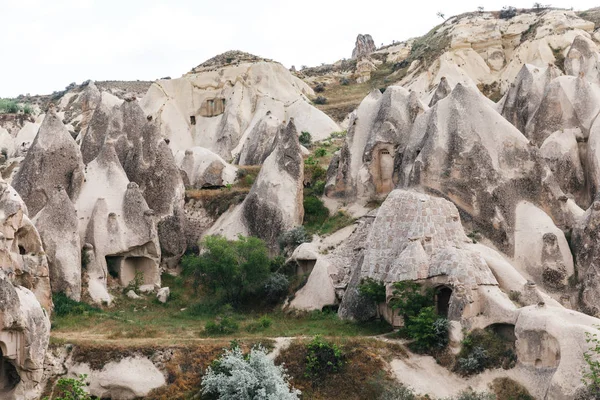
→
(351, 34, 376, 59)
(79, 99, 187, 269)
(140, 51, 339, 160)
(325, 87, 425, 201)
(32, 186, 81, 301)
(205, 120, 304, 252)
(75, 143, 161, 303)
(0, 179, 51, 310)
(12, 108, 85, 218)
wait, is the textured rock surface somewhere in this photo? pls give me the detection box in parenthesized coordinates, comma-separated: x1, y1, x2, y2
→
(401, 84, 573, 253)
(32, 186, 81, 301)
(206, 120, 304, 252)
(141, 55, 339, 159)
(326, 87, 425, 201)
(175, 147, 237, 188)
(352, 34, 376, 59)
(12, 108, 85, 217)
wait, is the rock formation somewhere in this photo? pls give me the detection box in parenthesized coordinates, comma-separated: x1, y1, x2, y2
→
(32, 186, 81, 301)
(175, 147, 237, 188)
(351, 34, 376, 59)
(12, 108, 85, 217)
(326, 86, 425, 201)
(206, 120, 304, 252)
(141, 53, 339, 160)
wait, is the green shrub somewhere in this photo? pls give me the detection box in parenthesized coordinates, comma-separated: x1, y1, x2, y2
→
(263, 273, 290, 303)
(359, 278, 386, 303)
(404, 307, 449, 353)
(390, 281, 434, 321)
(245, 315, 273, 332)
(378, 382, 416, 400)
(44, 374, 91, 400)
(340, 77, 350, 85)
(313, 96, 327, 105)
(313, 180, 326, 196)
(279, 226, 312, 253)
(52, 293, 100, 317)
(305, 335, 344, 380)
(456, 328, 517, 376)
(303, 196, 330, 228)
(299, 131, 312, 147)
(182, 235, 271, 305)
(204, 316, 239, 335)
(314, 148, 327, 157)
(443, 390, 496, 400)
(491, 377, 534, 400)
(583, 329, 600, 396)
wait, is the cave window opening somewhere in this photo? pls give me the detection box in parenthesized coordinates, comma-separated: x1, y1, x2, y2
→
(18, 246, 26, 255)
(435, 286, 452, 318)
(190, 116, 196, 125)
(105, 256, 122, 279)
(0, 348, 20, 392)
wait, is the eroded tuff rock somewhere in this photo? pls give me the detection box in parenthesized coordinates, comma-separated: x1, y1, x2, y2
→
(75, 144, 161, 303)
(12, 108, 85, 217)
(141, 55, 339, 159)
(352, 34, 376, 59)
(401, 84, 574, 253)
(33, 186, 81, 301)
(428, 77, 452, 107)
(79, 99, 187, 268)
(235, 111, 280, 165)
(206, 120, 304, 252)
(499, 64, 562, 134)
(326, 87, 425, 201)
(175, 147, 237, 188)
(0, 180, 51, 310)
(565, 34, 600, 85)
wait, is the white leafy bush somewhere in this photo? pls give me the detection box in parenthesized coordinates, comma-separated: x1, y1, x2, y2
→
(202, 346, 301, 400)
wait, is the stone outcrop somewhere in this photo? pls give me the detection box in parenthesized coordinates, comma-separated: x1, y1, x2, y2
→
(141, 54, 339, 160)
(352, 34, 376, 59)
(400, 84, 574, 253)
(0, 180, 51, 310)
(428, 77, 452, 107)
(75, 144, 161, 303)
(235, 111, 281, 166)
(565, 35, 600, 85)
(499, 64, 562, 134)
(175, 147, 237, 188)
(32, 186, 81, 301)
(206, 120, 304, 252)
(12, 108, 85, 217)
(326, 87, 425, 201)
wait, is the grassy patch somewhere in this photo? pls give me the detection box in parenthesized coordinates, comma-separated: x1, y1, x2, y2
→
(51, 275, 391, 342)
(275, 338, 405, 400)
(491, 377, 534, 400)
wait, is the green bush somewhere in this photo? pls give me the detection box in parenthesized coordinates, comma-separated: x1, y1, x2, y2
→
(52, 293, 100, 317)
(314, 147, 327, 157)
(456, 328, 517, 376)
(583, 329, 600, 396)
(313, 180, 326, 196)
(263, 273, 290, 303)
(443, 390, 496, 400)
(303, 196, 330, 228)
(305, 335, 344, 380)
(313, 96, 327, 105)
(204, 316, 239, 335)
(404, 307, 449, 353)
(390, 281, 434, 321)
(182, 235, 271, 305)
(378, 382, 416, 400)
(359, 278, 386, 303)
(44, 374, 91, 400)
(279, 226, 312, 253)
(299, 131, 312, 147)
(245, 315, 273, 332)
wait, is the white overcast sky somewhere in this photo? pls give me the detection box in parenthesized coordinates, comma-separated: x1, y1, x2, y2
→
(0, 0, 597, 97)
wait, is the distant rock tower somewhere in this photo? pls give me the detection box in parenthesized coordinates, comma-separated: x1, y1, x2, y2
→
(352, 34, 376, 59)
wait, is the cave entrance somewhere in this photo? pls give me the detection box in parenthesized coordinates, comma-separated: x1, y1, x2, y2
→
(435, 286, 452, 318)
(488, 323, 517, 342)
(296, 259, 317, 276)
(105, 256, 156, 287)
(0, 349, 20, 393)
(190, 115, 196, 125)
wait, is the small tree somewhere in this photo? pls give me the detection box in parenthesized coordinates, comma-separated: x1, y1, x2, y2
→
(437, 12, 446, 19)
(583, 330, 600, 396)
(299, 131, 312, 147)
(359, 278, 386, 303)
(477, 6, 484, 12)
(44, 375, 91, 400)
(182, 235, 271, 304)
(202, 346, 300, 399)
